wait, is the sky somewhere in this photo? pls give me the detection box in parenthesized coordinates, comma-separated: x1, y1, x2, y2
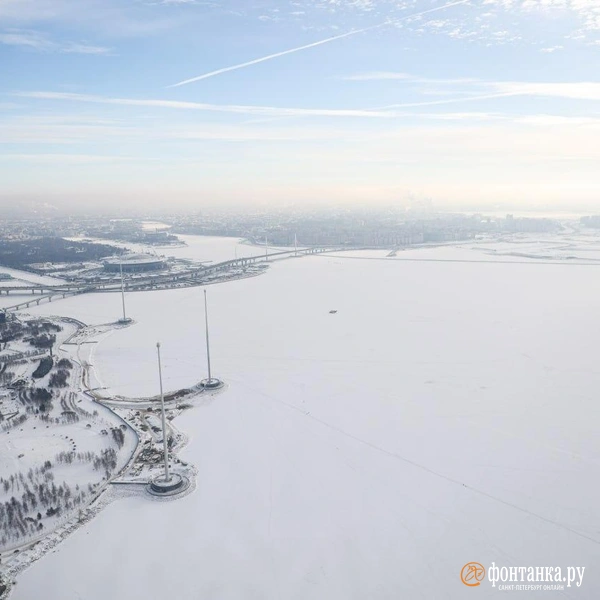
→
(1, 0, 599, 212)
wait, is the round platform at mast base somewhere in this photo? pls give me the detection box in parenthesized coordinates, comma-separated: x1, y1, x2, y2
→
(147, 473, 189, 497)
(200, 377, 224, 390)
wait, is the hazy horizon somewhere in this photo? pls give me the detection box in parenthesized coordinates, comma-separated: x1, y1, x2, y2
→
(0, 194, 599, 218)
(0, 195, 598, 218)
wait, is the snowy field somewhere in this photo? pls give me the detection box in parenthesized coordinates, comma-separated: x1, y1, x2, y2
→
(67, 234, 276, 266)
(159, 234, 272, 263)
(0, 316, 137, 553)
(8, 235, 600, 599)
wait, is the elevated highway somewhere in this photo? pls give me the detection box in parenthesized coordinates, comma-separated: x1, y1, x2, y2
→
(1, 246, 337, 312)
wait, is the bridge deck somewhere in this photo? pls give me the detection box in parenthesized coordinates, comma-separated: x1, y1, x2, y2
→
(1, 246, 340, 312)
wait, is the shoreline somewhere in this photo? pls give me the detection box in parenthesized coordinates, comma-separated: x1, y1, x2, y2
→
(0, 314, 221, 599)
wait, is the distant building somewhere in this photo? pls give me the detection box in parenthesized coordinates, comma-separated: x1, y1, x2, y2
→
(103, 254, 166, 273)
(143, 230, 170, 242)
(581, 216, 600, 229)
(109, 219, 138, 233)
(0, 273, 12, 281)
(502, 214, 557, 233)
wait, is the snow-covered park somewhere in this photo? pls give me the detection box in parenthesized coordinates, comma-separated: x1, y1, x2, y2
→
(4, 232, 600, 598)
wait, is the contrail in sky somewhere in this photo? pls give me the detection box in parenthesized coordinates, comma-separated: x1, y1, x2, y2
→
(168, 0, 470, 88)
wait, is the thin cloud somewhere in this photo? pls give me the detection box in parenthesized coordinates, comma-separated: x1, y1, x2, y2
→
(4, 109, 597, 150)
(343, 75, 600, 106)
(16, 91, 398, 118)
(379, 86, 600, 109)
(491, 81, 600, 100)
(62, 43, 113, 55)
(540, 45, 564, 53)
(0, 29, 53, 50)
(341, 72, 480, 84)
(167, 0, 471, 88)
(377, 92, 522, 109)
(0, 154, 153, 164)
(0, 28, 112, 54)
(342, 72, 414, 81)
(18, 82, 600, 126)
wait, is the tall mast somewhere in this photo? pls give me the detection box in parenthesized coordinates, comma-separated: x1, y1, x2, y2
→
(204, 289, 212, 383)
(294, 233, 298, 257)
(119, 261, 127, 322)
(156, 342, 170, 482)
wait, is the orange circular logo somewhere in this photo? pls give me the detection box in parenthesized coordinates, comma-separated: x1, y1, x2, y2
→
(461, 562, 486, 587)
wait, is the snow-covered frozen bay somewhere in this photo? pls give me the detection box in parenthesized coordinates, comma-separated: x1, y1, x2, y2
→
(14, 242, 600, 599)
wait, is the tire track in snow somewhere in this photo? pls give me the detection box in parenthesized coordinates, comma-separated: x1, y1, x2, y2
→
(246, 384, 600, 548)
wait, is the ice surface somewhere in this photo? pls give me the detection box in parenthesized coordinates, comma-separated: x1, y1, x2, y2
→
(67, 234, 274, 266)
(11, 238, 600, 599)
